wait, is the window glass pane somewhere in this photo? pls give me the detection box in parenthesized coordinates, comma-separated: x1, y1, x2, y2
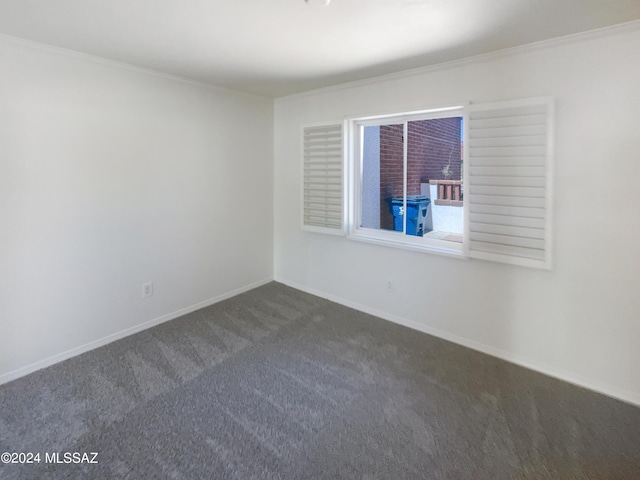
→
(361, 123, 404, 232)
(406, 117, 463, 241)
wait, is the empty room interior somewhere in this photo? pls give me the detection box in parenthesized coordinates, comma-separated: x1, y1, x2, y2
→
(2, 0, 640, 478)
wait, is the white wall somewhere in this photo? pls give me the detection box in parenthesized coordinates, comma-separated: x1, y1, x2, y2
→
(0, 37, 273, 381)
(274, 25, 640, 405)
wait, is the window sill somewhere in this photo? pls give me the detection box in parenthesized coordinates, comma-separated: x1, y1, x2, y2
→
(347, 229, 466, 259)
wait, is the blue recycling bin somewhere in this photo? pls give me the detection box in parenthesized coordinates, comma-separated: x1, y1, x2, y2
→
(389, 195, 431, 236)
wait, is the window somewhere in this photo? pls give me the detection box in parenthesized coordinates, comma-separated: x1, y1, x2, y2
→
(302, 97, 554, 269)
(347, 106, 465, 256)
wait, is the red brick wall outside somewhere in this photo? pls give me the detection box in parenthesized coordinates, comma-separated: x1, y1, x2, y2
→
(409, 117, 462, 190)
(379, 117, 461, 229)
(379, 124, 404, 230)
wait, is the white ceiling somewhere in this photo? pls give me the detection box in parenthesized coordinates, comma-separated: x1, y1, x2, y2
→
(0, 0, 639, 98)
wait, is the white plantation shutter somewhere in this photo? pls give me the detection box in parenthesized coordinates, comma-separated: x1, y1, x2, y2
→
(302, 123, 345, 234)
(465, 97, 554, 269)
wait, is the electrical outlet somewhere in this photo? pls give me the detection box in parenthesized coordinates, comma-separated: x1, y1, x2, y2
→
(142, 282, 153, 298)
(386, 280, 394, 292)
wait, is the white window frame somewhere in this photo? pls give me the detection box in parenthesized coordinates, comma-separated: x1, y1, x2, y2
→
(346, 105, 467, 257)
(303, 97, 554, 270)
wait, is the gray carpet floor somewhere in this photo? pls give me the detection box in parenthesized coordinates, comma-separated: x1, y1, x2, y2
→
(1, 282, 639, 479)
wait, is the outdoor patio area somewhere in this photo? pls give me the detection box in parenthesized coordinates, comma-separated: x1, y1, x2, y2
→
(423, 230, 463, 243)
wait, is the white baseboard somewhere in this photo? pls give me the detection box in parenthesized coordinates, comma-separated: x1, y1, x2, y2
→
(0, 277, 273, 386)
(274, 275, 640, 408)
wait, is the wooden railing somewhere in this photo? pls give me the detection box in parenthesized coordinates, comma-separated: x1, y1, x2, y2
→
(429, 180, 463, 206)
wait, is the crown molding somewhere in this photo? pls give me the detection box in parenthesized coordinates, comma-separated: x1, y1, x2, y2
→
(275, 19, 640, 104)
(1, 17, 638, 103)
(0, 32, 270, 101)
